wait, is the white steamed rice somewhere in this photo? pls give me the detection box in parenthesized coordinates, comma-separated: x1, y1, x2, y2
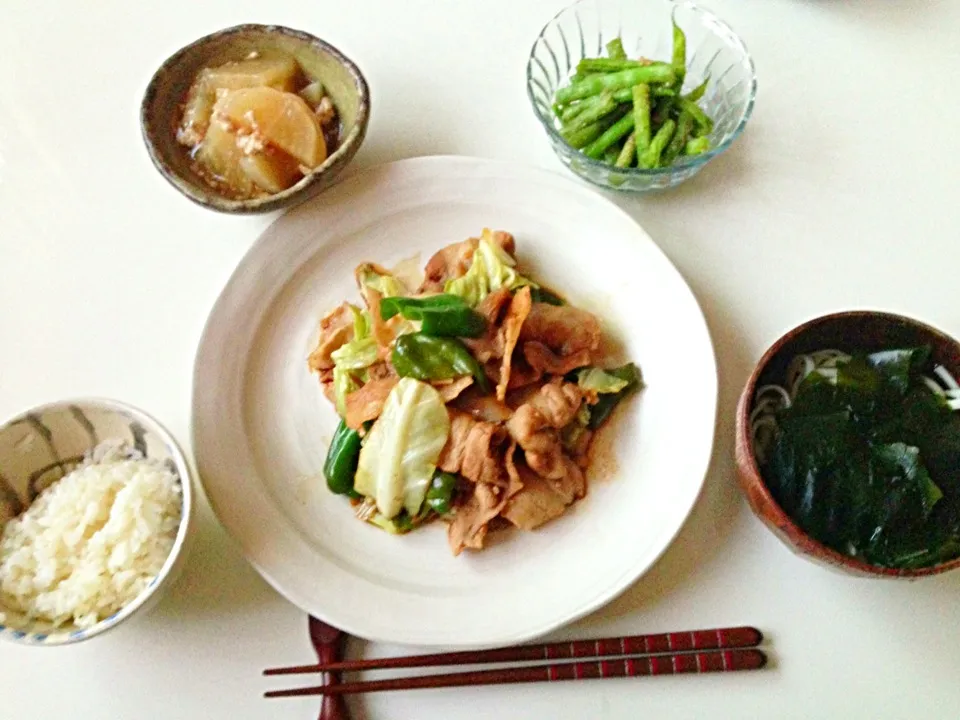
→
(0, 447, 182, 631)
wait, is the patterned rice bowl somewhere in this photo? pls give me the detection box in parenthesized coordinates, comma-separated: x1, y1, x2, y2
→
(0, 398, 194, 645)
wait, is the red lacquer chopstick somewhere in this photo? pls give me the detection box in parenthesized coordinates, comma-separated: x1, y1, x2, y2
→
(263, 625, 762, 676)
(265, 648, 767, 697)
(307, 617, 348, 720)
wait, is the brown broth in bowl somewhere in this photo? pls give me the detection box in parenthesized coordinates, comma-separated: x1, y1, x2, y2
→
(176, 51, 341, 199)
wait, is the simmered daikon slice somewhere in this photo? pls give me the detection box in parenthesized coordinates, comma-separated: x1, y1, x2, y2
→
(201, 56, 298, 93)
(239, 149, 302, 193)
(177, 56, 299, 147)
(195, 121, 255, 196)
(214, 86, 327, 168)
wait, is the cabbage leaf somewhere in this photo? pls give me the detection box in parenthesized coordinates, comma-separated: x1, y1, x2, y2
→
(330, 336, 377, 370)
(331, 305, 377, 369)
(330, 304, 377, 416)
(354, 378, 451, 518)
(445, 229, 537, 306)
(358, 263, 405, 299)
(577, 367, 632, 394)
(332, 366, 358, 418)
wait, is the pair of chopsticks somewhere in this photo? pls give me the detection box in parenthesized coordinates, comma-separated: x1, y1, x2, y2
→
(263, 625, 766, 698)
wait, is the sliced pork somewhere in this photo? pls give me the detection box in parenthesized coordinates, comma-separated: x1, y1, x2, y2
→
(438, 410, 509, 487)
(344, 377, 399, 430)
(519, 303, 601, 358)
(307, 302, 355, 371)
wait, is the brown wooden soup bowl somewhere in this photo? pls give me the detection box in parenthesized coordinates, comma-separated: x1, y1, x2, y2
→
(734, 310, 960, 578)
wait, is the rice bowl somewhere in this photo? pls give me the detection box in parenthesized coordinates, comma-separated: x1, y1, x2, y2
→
(0, 398, 194, 645)
(0, 444, 182, 631)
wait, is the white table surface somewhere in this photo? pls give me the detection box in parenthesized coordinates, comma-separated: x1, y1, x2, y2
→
(3, 0, 960, 717)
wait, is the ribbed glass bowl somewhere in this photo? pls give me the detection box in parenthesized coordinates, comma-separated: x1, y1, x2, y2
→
(527, 0, 756, 192)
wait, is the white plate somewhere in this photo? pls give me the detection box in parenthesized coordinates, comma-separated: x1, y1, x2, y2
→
(192, 156, 717, 648)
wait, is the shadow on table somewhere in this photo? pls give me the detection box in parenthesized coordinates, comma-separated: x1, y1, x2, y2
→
(353, 125, 463, 170)
(149, 496, 277, 624)
(648, 130, 756, 205)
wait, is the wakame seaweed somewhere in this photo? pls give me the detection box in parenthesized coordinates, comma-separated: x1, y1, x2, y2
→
(764, 346, 960, 569)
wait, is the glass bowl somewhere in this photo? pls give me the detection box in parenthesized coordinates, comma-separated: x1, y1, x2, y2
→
(526, 0, 756, 192)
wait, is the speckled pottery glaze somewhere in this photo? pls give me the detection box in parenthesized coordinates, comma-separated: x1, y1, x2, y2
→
(0, 398, 194, 645)
(735, 311, 960, 579)
(140, 24, 370, 214)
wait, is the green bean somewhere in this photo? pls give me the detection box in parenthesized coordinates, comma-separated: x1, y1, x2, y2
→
(565, 88, 641, 117)
(660, 110, 693, 166)
(583, 112, 635, 159)
(611, 85, 674, 103)
(569, 71, 601, 83)
(559, 95, 602, 123)
(615, 132, 637, 168)
(605, 37, 627, 61)
(685, 136, 710, 155)
(559, 103, 583, 124)
(562, 92, 617, 135)
(632, 84, 652, 166)
(554, 65, 675, 104)
(562, 113, 617, 149)
(577, 58, 672, 75)
(677, 97, 713, 137)
(651, 97, 674, 127)
(641, 118, 676, 168)
(671, 19, 686, 89)
(683, 77, 709, 103)
(552, 18, 716, 170)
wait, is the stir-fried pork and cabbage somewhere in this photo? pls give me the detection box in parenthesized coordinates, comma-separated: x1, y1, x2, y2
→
(308, 229, 642, 555)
